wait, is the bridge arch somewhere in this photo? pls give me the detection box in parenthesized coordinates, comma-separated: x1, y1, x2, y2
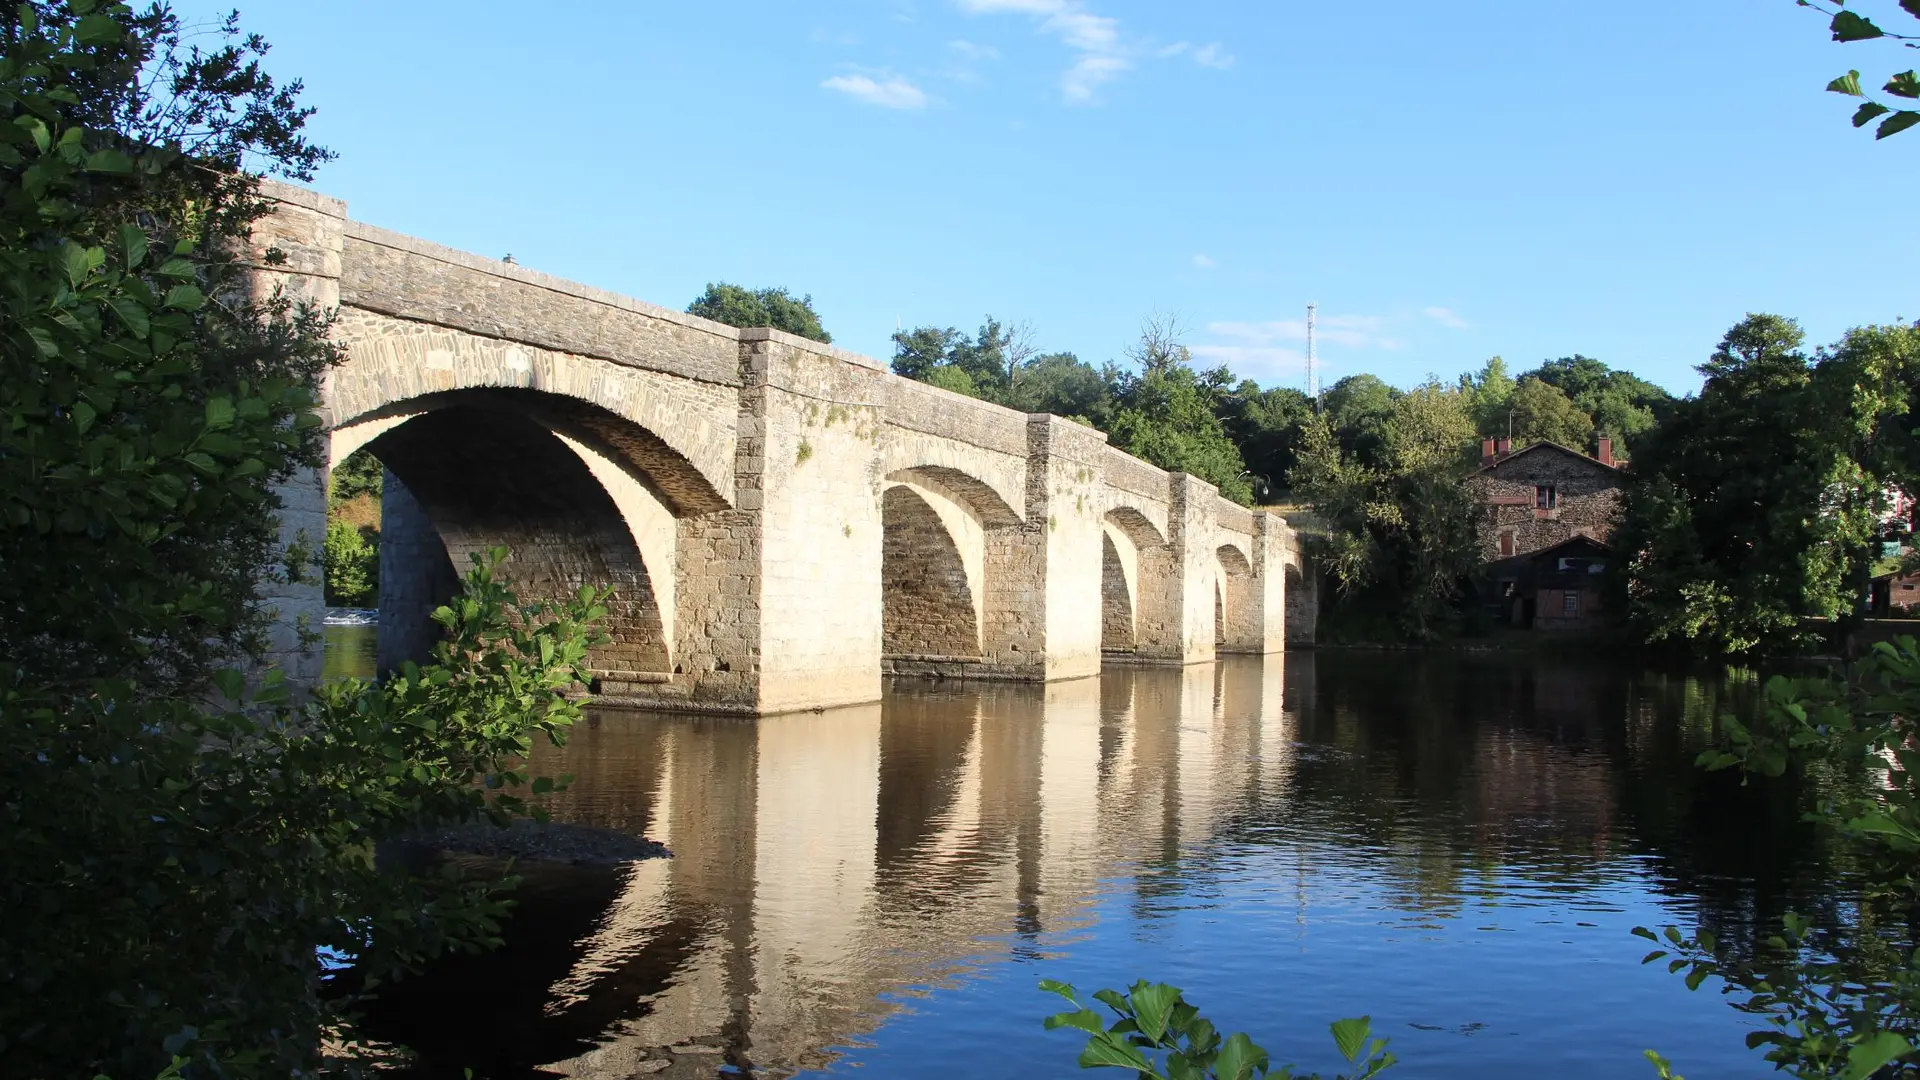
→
(882, 482, 983, 660)
(360, 404, 674, 680)
(329, 326, 734, 514)
(1102, 508, 1178, 660)
(1214, 544, 1256, 654)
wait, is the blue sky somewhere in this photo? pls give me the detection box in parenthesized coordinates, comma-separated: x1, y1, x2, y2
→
(187, 0, 1918, 395)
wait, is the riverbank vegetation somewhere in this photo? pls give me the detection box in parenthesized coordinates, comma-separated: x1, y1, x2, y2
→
(0, 4, 607, 1077)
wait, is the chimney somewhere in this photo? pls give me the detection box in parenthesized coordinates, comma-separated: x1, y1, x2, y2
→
(1482, 437, 1496, 466)
(1597, 436, 1614, 467)
(1495, 437, 1511, 458)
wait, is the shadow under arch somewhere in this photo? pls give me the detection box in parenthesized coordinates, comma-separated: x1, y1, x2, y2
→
(1215, 544, 1255, 653)
(363, 404, 672, 680)
(334, 387, 730, 518)
(881, 484, 982, 660)
(1102, 507, 1177, 661)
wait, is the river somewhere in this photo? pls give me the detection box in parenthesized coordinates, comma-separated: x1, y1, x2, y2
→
(325, 624, 1835, 1079)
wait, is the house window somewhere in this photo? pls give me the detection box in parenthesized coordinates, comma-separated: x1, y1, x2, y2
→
(1535, 485, 1558, 510)
(1563, 591, 1580, 616)
(1499, 531, 1513, 557)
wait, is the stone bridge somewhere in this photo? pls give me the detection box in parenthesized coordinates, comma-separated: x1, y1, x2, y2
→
(256, 183, 1317, 715)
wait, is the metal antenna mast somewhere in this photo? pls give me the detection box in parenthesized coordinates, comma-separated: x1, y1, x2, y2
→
(1305, 301, 1317, 401)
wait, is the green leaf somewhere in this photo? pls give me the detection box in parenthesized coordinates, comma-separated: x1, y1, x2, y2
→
(1331, 1017, 1372, 1062)
(1214, 1033, 1268, 1080)
(1840, 1031, 1912, 1080)
(205, 397, 235, 430)
(162, 284, 204, 311)
(1854, 101, 1892, 127)
(184, 452, 218, 474)
(85, 148, 132, 174)
(1079, 1031, 1154, 1072)
(1129, 983, 1182, 1043)
(1887, 71, 1920, 99)
(1830, 70, 1866, 96)
(530, 776, 554, 795)
(63, 243, 93, 285)
(1044, 1008, 1107, 1035)
(1039, 979, 1079, 1002)
(1877, 110, 1920, 138)
(72, 401, 96, 435)
(1833, 12, 1886, 41)
(118, 224, 148, 269)
(72, 12, 121, 44)
(1902, 0, 1920, 19)
(26, 326, 58, 357)
(106, 296, 149, 338)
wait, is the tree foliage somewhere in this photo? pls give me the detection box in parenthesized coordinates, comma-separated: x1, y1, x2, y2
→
(1290, 383, 1481, 640)
(0, 5, 611, 1076)
(1507, 374, 1596, 450)
(687, 282, 832, 343)
(1610, 314, 1910, 655)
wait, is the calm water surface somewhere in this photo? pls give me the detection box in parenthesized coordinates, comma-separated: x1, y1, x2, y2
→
(329, 628, 1836, 1079)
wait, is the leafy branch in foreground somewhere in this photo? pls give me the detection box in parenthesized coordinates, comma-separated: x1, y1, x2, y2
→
(1041, 980, 1395, 1080)
(1634, 637, 1920, 1079)
(1801, 0, 1920, 138)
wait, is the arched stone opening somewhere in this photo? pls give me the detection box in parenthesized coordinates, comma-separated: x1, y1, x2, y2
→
(882, 484, 982, 661)
(1283, 561, 1317, 647)
(1104, 508, 1178, 662)
(360, 404, 673, 683)
(1215, 544, 1257, 654)
(1101, 530, 1136, 653)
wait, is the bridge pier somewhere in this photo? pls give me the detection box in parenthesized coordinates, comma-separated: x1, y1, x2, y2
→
(250, 183, 1306, 715)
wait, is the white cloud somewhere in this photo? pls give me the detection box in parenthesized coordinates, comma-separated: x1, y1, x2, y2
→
(1191, 253, 1216, 269)
(1205, 314, 1397, 351)
(821, 73, 928, 109)
(1423, 305, 1470, 330)
(949, 38, 1001, 61)
(1188, 344, 1307, 383)
(954, 0, 1135, 104)
(1191, 42, 1233, 69)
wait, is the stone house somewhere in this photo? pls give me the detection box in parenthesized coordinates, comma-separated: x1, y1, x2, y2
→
(1483, 535, 1611, 630)
(1472, 437, 1625, 563)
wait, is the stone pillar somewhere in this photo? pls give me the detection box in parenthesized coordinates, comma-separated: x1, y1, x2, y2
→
(1247, 511, 1289, 654)
(1283, 543, 1319, 648)
(250, 182, 348, 692)
(742, 330, 888, 713)
(376, 471, 460, 673)
(981, 416, 1108, 681)
(1167, 474, 1220, 665)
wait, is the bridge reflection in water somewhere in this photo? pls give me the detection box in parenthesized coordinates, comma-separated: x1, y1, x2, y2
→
(361, 654, 1809, 1080)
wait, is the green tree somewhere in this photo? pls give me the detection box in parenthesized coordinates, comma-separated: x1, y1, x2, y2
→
(1507, 375, 1595, 450)
(1107, 320, 1254, 503)
(1527, 354, 1672, 456)
(687, 282, 832, 343)
(889, 316, 1033, 402)
(1611, 314, 1878, 654)
(1459, 355, 1515, 437)
(1220, 381, 1313, 501)
(0, 6, 610, 1076)
(1322, 374, 1399, 468)
(323, 517, 378, 606)
(330, 446, 383, 501)
(1803, 1, 1920, 139)
(1004, 350, 1119, 428)
(1290, 383, 1480, 639)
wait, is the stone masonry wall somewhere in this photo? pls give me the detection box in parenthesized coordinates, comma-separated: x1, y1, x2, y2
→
(249, 184, 344, 689)
(882, 486, 981, 658)
(1474, 446, 1623, 562)
(1100, 530, 1136, 651)
(752, 332, 889, 711)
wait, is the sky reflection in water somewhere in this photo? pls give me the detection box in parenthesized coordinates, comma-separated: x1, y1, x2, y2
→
(342, 639, 1821, 1080)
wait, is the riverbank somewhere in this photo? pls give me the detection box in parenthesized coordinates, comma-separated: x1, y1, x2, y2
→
(402, 819, 671, 867)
